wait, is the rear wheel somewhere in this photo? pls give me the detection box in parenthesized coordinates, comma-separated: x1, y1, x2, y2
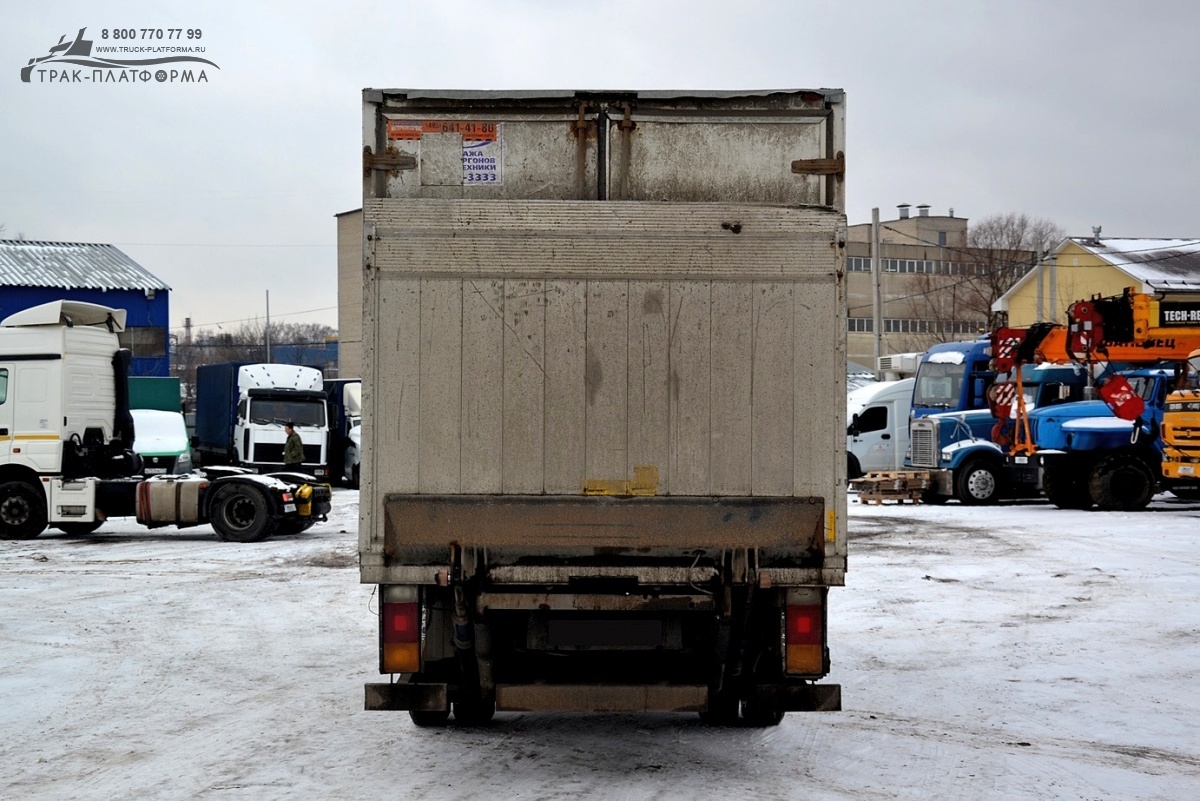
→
(699, 689, 741, 726)
(0, 481, 48, 540)
(209, 484, 276, 543)
(1089, 454, 1156, 511)
(954, 459, 1002, 505)
(741, 698, 785, 727)
(408, 709, 450, 728)
(453, 697, 496, 726)
(1043, 468, 1093, 509)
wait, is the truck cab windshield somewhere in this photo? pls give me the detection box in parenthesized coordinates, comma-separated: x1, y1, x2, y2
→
(913, 363, 962, 408)
(249, 399, 325, 427)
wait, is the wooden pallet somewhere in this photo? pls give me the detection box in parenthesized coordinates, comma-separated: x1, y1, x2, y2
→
(850, 470, 930, 504)
(856, 491, 924, 505)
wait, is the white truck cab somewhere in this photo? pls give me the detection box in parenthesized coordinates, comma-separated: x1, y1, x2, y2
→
(847, 378, 914, 479)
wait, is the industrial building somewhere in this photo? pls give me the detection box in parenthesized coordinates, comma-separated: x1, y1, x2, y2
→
(0, 240, 171, 376)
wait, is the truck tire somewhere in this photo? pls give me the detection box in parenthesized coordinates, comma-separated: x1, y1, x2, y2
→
(0, 481, 48, 540)
(1169, 484, 1200, 501)
(453, 698, 496, 726)
(408, 709, 450, 728)
(1089, 454, 1156, 511)
(742, 698, 785, 727)
(847, 453, 863, 482)
(275, 520, 315, 537)
(920, 490, 950, 505)
(1043, 469, 1093, 510)
(699, 692, 740, 726)
(954, 458, 1002, 505)
(56, 521, 104, 536)
(209, 484, 277, 543)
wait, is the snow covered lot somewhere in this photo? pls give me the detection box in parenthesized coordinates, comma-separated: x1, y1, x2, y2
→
(3, 489, 1198, 800)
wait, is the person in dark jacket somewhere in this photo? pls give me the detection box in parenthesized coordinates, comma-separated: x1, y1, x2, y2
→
(283, 422, 304, 470)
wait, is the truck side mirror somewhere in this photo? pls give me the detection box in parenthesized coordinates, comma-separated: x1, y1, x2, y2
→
(190, 435, 198, 448)
(847, 413, 860, 436)
(972, 377, 986, 406)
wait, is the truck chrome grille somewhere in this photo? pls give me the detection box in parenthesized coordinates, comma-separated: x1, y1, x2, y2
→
(910, 420, 938, 468)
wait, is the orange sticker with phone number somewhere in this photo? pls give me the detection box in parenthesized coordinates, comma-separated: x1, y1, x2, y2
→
(387, 120, 499, 141)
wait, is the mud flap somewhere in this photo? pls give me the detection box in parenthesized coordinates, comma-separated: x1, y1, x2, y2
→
(752, 683, 842, 711)
(364, 682, 448, 712)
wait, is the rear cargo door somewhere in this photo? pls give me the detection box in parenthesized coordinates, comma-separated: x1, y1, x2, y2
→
(605, 93, 844, 207)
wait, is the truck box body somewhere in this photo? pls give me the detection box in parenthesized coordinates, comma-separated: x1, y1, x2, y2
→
(194, 361, 241, 455)
(360, 89, 846, 719)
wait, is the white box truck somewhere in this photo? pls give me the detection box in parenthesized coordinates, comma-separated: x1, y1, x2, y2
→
(194, 362, 330, 478)
(359, 89, 847, 726)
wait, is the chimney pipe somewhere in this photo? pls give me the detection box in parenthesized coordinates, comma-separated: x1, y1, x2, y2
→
(1092, 225, 1102, 245)
(898, 203, 910, 220)
(917, 204, 930, 217)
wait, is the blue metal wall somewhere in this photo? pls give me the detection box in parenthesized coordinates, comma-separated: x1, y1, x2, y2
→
(0, 286, 170, 376)
(271, 340, 339, 374)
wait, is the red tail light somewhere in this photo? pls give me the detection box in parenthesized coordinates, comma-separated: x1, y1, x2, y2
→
(786, 604, 823, 674)
(381, 602, 419, 673)
(787, 605, 822, 645)
(383, 602, 419, 643)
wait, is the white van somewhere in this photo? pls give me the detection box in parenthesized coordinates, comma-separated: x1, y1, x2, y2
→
(847, 378, 914, 479)
(131, 409, 194, 476)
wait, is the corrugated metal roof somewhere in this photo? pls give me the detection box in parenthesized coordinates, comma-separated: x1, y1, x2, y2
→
(0, 240, 170, 291)
(1075, 237, 1200, 291)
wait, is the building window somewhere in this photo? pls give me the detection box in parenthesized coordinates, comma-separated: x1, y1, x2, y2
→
(938, 231, 947, 247)
(848, 317, 874, 333)
(118, 326, 167, 358)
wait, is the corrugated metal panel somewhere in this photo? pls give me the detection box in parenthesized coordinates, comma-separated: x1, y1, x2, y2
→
(365, 200, 841, 280)
(0, 240, 170, 291)
(1077, 237, 1200, 291)
(360, 200, 847, 572)
(359, 90, 848, 584)
(365, 88, 845, 208)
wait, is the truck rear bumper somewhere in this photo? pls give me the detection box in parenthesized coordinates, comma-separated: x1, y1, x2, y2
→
(364, 682, 841, 713)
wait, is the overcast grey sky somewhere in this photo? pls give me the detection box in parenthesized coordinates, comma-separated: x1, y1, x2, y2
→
(2, 1, 1197, 337)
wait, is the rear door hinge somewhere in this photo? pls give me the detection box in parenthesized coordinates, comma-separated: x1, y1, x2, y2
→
(792, 152, 844, 181)
(363, 145, 417, 177)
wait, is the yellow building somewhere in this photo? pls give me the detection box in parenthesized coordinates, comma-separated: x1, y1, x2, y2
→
(993, 237, 1200, 326)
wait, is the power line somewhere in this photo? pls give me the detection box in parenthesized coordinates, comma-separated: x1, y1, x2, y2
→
(170, 305, 338, 330)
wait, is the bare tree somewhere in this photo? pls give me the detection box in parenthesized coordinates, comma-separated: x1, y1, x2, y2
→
(899, 212, 1065, 350)
(962, 213, 1064, 328)
(173, 319, 337, 405)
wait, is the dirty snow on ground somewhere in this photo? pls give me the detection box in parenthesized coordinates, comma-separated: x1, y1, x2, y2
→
(2, 489, 1199, 800)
